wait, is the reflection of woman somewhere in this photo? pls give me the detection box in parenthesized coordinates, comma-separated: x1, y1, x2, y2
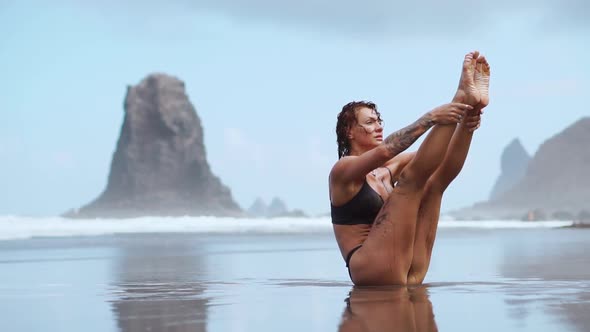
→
(330, 51, 490, 285)
(339, 286, 438, 332)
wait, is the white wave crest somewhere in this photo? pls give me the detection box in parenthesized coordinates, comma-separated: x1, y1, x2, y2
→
(0, 216, 574, 241)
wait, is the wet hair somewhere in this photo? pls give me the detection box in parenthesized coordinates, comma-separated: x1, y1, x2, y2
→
(336, 101, 382, 159)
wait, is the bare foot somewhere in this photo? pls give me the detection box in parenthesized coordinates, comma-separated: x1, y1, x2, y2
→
(453, 51, 481, 106)
(474, 55, 490, 108)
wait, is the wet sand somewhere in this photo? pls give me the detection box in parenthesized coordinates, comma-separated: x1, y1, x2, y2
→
(1, 228, 589, 332)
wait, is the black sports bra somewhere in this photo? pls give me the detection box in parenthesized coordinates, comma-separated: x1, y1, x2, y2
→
(331, 180, 384, 225)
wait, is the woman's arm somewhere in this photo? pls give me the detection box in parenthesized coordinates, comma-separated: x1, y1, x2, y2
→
(383, 109, 482, 185)
(330, 103, 472, 185)
(330, 114, 434, 185)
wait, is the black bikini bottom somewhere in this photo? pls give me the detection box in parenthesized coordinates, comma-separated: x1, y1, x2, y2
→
(345, 244, 363, 280)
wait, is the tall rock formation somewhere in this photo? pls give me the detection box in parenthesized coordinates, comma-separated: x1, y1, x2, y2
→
(489, 138, 531, 200)
(453, 118, 590, 219)
(68, 73, 242, 218)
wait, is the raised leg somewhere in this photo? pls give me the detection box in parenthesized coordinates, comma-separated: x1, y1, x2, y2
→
(408, 56, 490, 284)
(406, 118, 476, 284)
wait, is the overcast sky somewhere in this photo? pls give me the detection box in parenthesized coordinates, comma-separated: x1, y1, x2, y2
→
(1, 0, 589, 216)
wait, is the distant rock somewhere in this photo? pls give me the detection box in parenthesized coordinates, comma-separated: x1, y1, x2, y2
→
(246, 196, 308, 218)
(489, 138, 530, 200)
(452, 118, 590, 220)
(573, 210, 590, 227)
(267, 197, 288, 217)
(247, 197, 268, 218)
(66, 73, 242, 218)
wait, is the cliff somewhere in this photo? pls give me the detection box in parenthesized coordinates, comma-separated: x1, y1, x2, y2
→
(67, 73, 242, 218)
(452, 117, 590, 220)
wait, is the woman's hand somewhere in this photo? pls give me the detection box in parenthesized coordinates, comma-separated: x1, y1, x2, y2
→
(428, 103, 473, 125)
(463, 108, 483, 132)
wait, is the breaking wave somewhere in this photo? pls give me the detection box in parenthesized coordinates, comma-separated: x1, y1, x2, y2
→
(0, 215, 574, 241)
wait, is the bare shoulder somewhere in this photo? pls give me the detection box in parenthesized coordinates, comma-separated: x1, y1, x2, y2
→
(330, 156, 365, 206)
(329, 145, 390, 186)
(330, 156, 358, 183)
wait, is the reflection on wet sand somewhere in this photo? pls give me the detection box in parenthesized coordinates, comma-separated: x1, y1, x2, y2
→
(109, 236, 209, 332)
(500, 230, 590, 332)
(339, 286, 438, 332)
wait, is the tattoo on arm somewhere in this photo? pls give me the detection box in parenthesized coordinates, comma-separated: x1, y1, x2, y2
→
(383, 114, 434, 156)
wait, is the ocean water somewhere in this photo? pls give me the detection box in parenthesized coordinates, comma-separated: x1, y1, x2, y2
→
(0, 216, 588, 332)
(0, 215, 573, 240)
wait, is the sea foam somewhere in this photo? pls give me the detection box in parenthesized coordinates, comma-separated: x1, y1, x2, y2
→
(0, 215, 574, 241)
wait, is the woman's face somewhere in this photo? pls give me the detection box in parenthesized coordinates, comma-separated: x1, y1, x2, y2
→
(351, 107, 383, 149)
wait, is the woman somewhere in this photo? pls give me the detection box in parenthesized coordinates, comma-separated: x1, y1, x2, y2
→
(330, 51, 490, 285)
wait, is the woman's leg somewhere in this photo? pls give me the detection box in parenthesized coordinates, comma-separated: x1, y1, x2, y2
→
(348, 52, 481, 286)
(408, 56, 490, 284)
(406, 115, 477, 284)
